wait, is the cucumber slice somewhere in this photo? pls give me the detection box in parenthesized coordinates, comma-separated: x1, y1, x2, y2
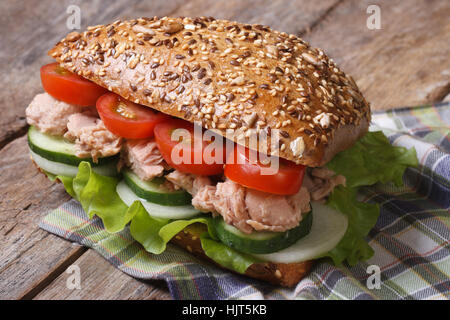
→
(252, 202, 348, 263)
(212, 210, 313, 254)
(116, 181, 201, 219)
(123, 169, 192, 206)
(28, 126, 117, 166)
(30, 150, 118, 177)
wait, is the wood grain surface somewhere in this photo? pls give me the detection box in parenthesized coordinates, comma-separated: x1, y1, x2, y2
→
(33, 250, 171, 300)
(0, 0, 449, 300)
(0, 136, 82, 299)
(302, 0, 450, 110)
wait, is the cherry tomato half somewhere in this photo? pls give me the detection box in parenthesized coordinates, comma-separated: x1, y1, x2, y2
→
(40, 62, 107, 106)
(96, 92, 169, 139)
(154, 118, 226, 176)
(224, 145, 306, 195)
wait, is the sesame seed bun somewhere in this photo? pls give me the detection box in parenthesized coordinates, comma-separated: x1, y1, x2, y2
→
(48, 16, 370, 167)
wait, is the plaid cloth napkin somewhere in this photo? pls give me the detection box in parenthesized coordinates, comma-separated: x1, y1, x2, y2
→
(39, 102, 450, 300)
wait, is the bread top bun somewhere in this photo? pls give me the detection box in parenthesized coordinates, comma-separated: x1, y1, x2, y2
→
(49, 16, 370, 166)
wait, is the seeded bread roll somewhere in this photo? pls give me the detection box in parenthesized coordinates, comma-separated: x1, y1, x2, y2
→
(49, 16, 370, 167)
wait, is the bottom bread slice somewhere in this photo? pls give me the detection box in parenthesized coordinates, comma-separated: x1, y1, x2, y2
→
(171, 223, 314, 287)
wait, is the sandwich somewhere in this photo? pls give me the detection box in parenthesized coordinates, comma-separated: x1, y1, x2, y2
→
(26, 16, 418, 287)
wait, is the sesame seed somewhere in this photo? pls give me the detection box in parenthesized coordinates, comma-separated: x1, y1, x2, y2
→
(197, 68, 206, 79)
(280, 130, 290, 138)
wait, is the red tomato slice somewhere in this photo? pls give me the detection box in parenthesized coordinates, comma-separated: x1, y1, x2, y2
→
(96, 93, 169, 139)
(40, 62, 107, 106)
(224, 145, 306, 195)
(154, 119, 226, 176)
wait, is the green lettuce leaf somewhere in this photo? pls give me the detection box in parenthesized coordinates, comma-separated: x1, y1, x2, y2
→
(129, 201, 170, 254)
(324, 131, 418, 266)
(327, 131, 418, 187)
(72, 162, 133, 233)
(129, 207, 215, 254)
(200, 233, 258, 274)
(57, 175, 76, 198)
(159, 217, 217, 243)
(325, 186, 380, 266)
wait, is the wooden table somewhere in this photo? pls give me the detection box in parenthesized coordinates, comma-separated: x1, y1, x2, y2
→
(1, 0, 449, 300)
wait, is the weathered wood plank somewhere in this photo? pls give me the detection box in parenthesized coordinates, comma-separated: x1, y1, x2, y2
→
(301, 0, 450, 110)
(0, 136, 80, 299)
(12, 241, 87, 300)
(168, 0, 340, 35)
(33, 250, 171, 300)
